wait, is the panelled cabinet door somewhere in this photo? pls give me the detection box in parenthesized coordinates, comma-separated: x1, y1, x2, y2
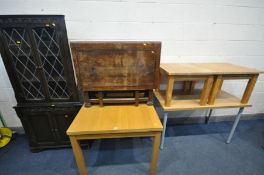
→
(20, 109, 57, 146)
(1, 27, 46, 102)
(52, 108, 79, 144)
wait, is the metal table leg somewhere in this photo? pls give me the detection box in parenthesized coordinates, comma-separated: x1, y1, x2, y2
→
(226, 107, 244, 144)
(160, 112, 168, 149)
(205, 109, 213, 124)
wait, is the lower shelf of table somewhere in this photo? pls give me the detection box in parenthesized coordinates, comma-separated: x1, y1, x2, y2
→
(154, 90, 251, 111)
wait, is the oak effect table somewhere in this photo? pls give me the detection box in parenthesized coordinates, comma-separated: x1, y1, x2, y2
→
(155, 63, 263, 149)
(67, 105, 163, 175)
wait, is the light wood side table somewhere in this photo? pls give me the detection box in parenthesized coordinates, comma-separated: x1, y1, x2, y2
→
(156, 63, 263, 149)
(67, 105, 163, 175)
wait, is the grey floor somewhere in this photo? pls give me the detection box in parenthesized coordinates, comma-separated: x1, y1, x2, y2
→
(1, 119, 264, 175)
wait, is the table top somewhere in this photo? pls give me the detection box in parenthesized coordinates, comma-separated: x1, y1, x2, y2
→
(67, 104, 163, 136)
(71, 42, 161, 91)
(161, 63, 263, 76)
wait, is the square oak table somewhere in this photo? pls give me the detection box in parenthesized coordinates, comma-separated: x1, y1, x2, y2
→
(67, 104, 163, 175)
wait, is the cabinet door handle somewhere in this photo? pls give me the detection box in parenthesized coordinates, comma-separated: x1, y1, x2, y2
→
(64, 115, 68, 118)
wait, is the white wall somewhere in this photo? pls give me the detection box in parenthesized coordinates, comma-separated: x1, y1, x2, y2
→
(0, 0, 264, 127)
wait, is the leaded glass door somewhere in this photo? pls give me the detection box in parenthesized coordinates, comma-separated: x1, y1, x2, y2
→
(0, 15, 78, 103)
(32, 26, 71, 100)
(2, 27, 45, 101)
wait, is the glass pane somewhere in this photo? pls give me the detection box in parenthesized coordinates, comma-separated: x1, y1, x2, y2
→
(33, 27, 69, 99)
(3, 28, 44, 100)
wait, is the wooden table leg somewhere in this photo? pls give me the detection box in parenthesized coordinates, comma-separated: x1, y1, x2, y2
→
(84, 92, 91, 107)
(183, 81, 196, 94)
(190, 81, 196, 94)
(70, 136, 88, 175)
(241, 74, 258, 104)
(217, 79, 224, 94)
(150, 132, 161, 175)
(135, 91, 139, 106)
(208, 75, 223, 105)
(165, 76, 174, 106)
(183, 81, 191, 94)
(157, 70, 162, 91)
(200, 76, 213, 105)
(98, 91, 104, 107)
(147, 90, 154, 105)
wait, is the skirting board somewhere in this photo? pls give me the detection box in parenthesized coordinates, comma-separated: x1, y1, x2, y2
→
(9, 127, 25, 134)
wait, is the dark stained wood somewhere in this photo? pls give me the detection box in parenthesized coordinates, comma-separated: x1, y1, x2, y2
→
(0, 15, 81, 151)
(14, 104, 82, 152)
(71, 42, 161, 91)
(0, 15, 79, 103)
(71, 42, 161, 106)
(85, 90, 149, 106)
(84, 92, 91, 107)
(147, 90, 154, 105)
(135, 91, 140, 106)
(89, 98, 149, 104)
(98, 91, 104, 107)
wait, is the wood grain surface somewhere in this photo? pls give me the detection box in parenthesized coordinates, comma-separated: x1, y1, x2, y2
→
(67, 104, 163, 135)
(154, 90, 251, 111)
(71, 42, 161, 91)
(161, 63, 263, 75)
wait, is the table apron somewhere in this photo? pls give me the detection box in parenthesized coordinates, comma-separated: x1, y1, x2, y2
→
(222, 74, 257, 80)
(70, 131, 161, 140)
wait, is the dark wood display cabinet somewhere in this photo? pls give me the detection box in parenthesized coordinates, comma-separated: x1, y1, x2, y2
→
(0, 15, 81, 152)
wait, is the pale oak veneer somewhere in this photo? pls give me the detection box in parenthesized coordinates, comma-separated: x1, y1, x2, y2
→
(67, 104, 163, 175)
